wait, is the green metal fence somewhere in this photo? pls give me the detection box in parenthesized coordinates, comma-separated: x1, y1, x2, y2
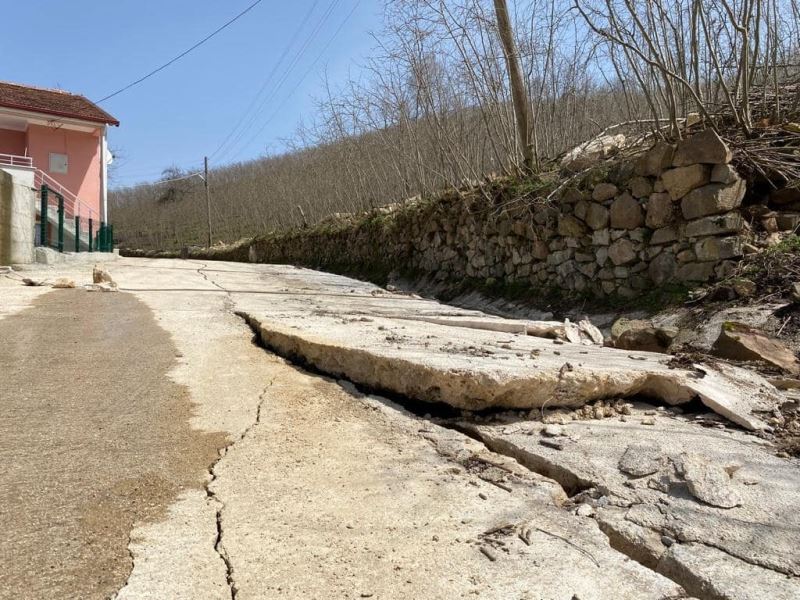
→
(37, 184, 114, 253)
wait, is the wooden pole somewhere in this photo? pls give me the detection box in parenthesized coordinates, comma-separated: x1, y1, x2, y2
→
(493, 0, 534, 173)
(204, 156, 212, 248)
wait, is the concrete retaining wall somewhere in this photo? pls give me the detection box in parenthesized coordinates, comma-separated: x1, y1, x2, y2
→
(0, 168, 36, 265)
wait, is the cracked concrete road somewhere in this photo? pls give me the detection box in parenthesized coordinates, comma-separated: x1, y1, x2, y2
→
(1, 257, 798, 599)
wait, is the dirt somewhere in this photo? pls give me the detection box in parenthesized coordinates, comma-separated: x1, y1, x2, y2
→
(0, 289, 227, 599)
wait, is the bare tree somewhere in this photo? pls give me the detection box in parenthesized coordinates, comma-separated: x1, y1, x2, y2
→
(493, 0, 535, 171)
(111, 0, 800, 251)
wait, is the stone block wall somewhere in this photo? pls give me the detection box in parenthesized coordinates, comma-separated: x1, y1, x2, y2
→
(131, 129, 799, 300)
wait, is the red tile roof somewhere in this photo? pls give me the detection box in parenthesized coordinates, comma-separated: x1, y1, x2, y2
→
(0, 81, 119, 126)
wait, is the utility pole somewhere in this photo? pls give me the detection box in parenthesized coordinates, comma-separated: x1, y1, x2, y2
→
(204, 156, 212, 248)
(493, 0, 535, 173)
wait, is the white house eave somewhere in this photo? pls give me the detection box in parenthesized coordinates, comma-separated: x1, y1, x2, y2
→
(0, 106, 103, 134)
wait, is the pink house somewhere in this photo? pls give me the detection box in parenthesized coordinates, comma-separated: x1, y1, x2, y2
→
(0, 81, 119, 234)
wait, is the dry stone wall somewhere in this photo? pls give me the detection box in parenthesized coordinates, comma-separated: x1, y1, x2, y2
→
(132, 130, 799, 300)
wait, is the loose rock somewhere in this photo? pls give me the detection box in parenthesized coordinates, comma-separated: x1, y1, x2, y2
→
(674, 453, 741, 508)
(672, 129, 732, 166)
(619, 442, 663, 477)
(93, 265, 115, 285)
(51, 278, 76, 289)
(712, 322, 800, 374)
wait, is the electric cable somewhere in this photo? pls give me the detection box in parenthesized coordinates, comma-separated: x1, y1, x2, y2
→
(95, 0, 265, 103)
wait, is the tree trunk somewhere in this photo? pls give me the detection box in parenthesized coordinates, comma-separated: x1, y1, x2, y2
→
(493, 0, 534, 173)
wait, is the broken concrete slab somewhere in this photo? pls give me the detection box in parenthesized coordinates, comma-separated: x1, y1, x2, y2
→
(244, 313, 779, 430)
(679, 362, 779, 431)
(458, 406, 800, 593)
(657, 543, 800, 600)
(187, 264, 781, 430)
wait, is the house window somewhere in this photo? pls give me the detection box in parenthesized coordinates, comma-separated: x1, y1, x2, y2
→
(49, 153, 68, 174)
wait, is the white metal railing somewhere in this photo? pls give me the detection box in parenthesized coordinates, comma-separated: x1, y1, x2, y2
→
(34, 168, 99, 223)
(0, 153, 33, 168)
(0, 155, 96, 220)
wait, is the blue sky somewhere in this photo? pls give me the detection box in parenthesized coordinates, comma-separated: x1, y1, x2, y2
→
(0, 1, 380, 187)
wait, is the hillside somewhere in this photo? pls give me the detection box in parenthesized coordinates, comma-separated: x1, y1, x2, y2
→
(111, 0, 800, 252)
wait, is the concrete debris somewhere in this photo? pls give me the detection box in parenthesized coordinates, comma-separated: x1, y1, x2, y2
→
(578, 319, 604, 345)
(542, 425, 565, 437)
(93, 264, 115, 285)
(51, 277, 76, 289)
(712, 321, 800, 374)
(22, 277, 45, 286)
(674, 453, 741, 509)
(681, 362, 779, 430)
(618, 443, 663, 477)
(525, 318, 603, 345)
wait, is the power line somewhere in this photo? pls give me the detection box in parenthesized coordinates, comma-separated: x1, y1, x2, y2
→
(209, 0, 322, 161)
(95, 0, 265, 104)
(213, 0, 346, 164)
(116, 161, 204, 178)
(150, 171, 205, 185)
(113, 167, 205, 188)
(227, 1, 361, 163)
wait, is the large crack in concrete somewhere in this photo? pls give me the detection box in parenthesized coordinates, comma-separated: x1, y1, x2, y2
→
(234, 309, 799, 600)
(187, 263, 795, 598)
(464, 421, 800, 599)
(205, 380, 273, 600)
(195, 261, 236, 311)
(236, 307, 783, 430)
(233, 312, 689, 586)
(359, 400, 698, 593)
